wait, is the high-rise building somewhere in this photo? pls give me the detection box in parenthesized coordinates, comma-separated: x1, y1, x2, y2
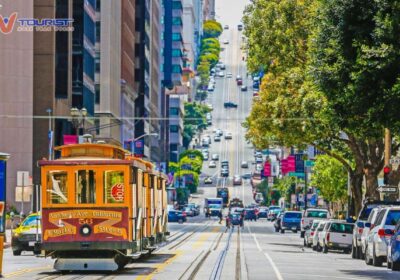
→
(135, 0, 162, 161)
(94, 1, 125, 146)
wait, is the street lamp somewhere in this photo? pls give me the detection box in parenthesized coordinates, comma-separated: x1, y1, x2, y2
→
(70, 107, 87, 136)
(127, 133, 159, 156)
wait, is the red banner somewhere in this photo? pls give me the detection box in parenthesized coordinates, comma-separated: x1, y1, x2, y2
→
(63, 135, 78, 145)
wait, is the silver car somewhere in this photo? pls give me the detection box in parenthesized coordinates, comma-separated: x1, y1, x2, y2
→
(365, 207, 400, 266)
(360, 207, 381, 259)
(304, 220, 321, 248)
(312, 221, 327, 251)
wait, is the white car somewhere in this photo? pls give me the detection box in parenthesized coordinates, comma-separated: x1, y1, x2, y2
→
(312, 221, 327, 251)
(211, 154, 219, 161)
(360, 207, 381, 259)
(226, 73, 232, 78)
(225, 133, 233, 139)
(365, 207, 400, 266)
(218, 71, 225, 77)
(304, 220, 322, 248)
(318, 220, 354, 254)
(209, 161, 217, 168)
(224, 25, 229, 29)
(216, 129, 223, 136)
(301, 208, 330, 238)
(223, 39, 229, 44)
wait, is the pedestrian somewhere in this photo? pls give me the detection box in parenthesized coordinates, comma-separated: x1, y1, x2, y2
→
(226, 215, 230, 229)
(218, 211, 223, 224)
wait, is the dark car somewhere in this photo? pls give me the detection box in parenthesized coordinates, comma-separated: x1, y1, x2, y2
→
(242, 173, 252, 179)
(229, 214, 242, 226)
(258, 207, 269, 218)
(388, 221, 400, 271)
(237, 79, 243, 86)
(280, 211, 302, 233)
(168, 210, 187, 223)
(224, 102, 238, 108)
(11, 213, 41, 256)
(244, 209, 257, 221)
(221, 168, 229, 177)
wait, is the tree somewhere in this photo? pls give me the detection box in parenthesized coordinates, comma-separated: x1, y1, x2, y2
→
(183, 103, 211, 149)
(311, 155, 348, 206)
(243, 0, 400, 214)
(197, 59, 211, 87)
(179, 149, 204, 161)
(203, 20, 223, 38)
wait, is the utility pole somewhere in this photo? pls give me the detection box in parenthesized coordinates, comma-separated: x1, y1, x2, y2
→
(385, 128, 391, 166)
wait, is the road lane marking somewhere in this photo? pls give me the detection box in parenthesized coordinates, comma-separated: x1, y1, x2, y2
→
(281, 273, 362, 280)
(135, 250, 183, 280)
(4, 265, 52, 278)
(247, 225, 284, 280)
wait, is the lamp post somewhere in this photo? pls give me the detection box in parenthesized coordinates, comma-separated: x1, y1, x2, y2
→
(46, 108, 53, 160)
(70, 107, 87, 136)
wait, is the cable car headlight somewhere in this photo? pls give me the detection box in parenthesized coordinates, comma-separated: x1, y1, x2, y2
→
(80, 224, 92, 236)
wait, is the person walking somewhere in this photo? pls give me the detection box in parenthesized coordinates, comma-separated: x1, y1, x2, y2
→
(226, 215, 230, 229)
(218, 211, 223, 224)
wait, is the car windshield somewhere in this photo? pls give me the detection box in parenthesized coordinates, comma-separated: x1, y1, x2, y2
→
(22, 215, 39, 227)
(385, 210, 400, 226)
(317, 223, 325, 230)
(359, 204, 377, 220)
(209, 205, 220, 209)
(330, 223, 354, 234)
(306, 210, 328, 218)
(285, 212, 302, 219)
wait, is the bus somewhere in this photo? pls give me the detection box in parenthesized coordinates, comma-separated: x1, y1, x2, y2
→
(37, 143, 168, 271)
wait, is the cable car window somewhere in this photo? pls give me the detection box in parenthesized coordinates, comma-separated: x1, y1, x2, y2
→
(104, 171, 125, 203)
(47, 171, 68, 204)
(76, 170, 96, 204)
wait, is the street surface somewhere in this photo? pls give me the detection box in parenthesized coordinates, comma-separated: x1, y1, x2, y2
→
(3, 0, 400, 279)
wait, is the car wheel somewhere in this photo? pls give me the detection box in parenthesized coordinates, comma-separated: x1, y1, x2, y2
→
(372, 245, 382, 267)
(280, 229, 285, 234)
(178, 219, 183, 224)
(275, 227, 279, 232)
(312, 245, 317, 251)
(293, 230, 298, 234)
(351, 244, 357, 259)
(300, 231, 305, 238)
(323, 244, 328, 254)
(392, 261, 400, 271)
(388, 259, 392, 269)
(344, 249, 351, 254)
(304, 238, 307, 247)
(365, 245, 372, 265)
(12, 250, 22, 256)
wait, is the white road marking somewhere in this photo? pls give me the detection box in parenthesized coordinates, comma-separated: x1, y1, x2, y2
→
(247, 225, 284, 280)
(280, 273, 362, 280)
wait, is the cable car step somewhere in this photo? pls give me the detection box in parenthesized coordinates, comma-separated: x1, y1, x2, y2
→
(54, 258, 118, 271)
(128, 252, 142, 259)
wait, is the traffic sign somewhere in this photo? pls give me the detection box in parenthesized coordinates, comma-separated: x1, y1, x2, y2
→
(377, 186, 398, 193)
(288, 172, 305, 178)
(305, 160, 315, 167)
(390, 158, 400, 165)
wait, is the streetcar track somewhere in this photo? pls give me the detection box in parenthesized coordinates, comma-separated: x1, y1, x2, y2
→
(210, 227, 234, 280)
(236, 227, 241, 280)
(168, 221, 213, 250)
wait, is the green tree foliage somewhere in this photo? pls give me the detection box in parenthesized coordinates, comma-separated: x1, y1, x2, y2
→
(197, 59, 211, 87)
(275, 176, 298, 206)
(203, 20, 223, 38)
(311, 155, 348, 205)
(179, 149, 204, 161)
(201, 38, 221, 55)
(183, 103, 211, 149)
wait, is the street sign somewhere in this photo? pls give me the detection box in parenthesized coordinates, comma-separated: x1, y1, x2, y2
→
(288, 172, 305, 178)
(305, 160, 315, 167)
(377, 186, 398, 193)
(390, 158, 400, 165)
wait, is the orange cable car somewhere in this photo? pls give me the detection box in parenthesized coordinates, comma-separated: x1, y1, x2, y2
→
(37, 143, 168, 271)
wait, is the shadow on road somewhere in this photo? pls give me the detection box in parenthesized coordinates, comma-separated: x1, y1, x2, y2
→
(339, 269, 399, 279)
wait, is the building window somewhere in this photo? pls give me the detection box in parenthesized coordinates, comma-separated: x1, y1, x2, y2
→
(171, 49, 182, 57)
(172, 33, 182, 41)
(95, 84, 100, 104)
(170, 125, 179, 133)
(94, 119, 100, 135)
(172, 17, 182, 26)
(172, 1, 183, 9)
(172, 65, 182, 73)
(169, 108, 179, 116)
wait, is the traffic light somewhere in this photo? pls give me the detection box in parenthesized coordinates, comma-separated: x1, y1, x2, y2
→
(384, 166, 391, 185)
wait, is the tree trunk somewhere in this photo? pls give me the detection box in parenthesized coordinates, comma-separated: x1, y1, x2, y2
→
(350, 172, 363, 217)
(365, 170, 380, 200)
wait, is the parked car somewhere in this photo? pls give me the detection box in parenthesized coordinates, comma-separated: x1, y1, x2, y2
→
(241, 161, 249, 168)
(204, 176, 213, 184)
(225, 133, 233, 139)
(280, 211, 302, 233)
(211, 154, 219, 161)
(233, 175, 242, 185)
(352, 200, 400, 259)
(318, 220, 354, 254)
(360, 207, 381, 259)
(168, 210, 187, 223)
(11, 213, 41, 256)
(387, 221, 400, 271)
(209, 161, 217, 168)
(274, 212, 284, 232)
(365, 206, 400, 266)
(304, 220, 321, 248)
(313, 221, 327, 251)
(244, 209, 258, 221)
(300, 208, 330, 238)
(186, 203, 200, 216)
(224, 102, 238, 108)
